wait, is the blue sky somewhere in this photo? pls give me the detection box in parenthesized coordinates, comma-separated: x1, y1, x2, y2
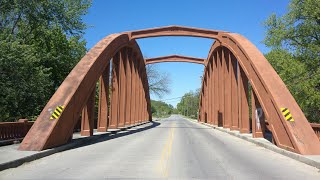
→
(83, 0, 290, 107)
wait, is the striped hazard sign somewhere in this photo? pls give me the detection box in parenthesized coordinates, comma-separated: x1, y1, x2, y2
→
(50, 106, 65, 120)
(280, 108, 294, 122)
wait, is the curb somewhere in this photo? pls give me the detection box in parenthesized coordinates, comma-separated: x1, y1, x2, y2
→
(0, 138, 24, 147)
(0, 121, 150, 171)
(184, 117, 320, 169)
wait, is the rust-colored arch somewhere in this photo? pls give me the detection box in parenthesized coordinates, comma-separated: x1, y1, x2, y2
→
(200, 32, 320, 154)
(19, 25, 320, 154)
(127, 25, 224, 40)
(145, 55, 205, 65)
(20, 34, 129, 150)
(19, 33, 150, 151)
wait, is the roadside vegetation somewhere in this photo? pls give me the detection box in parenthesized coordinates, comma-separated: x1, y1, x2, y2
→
(150, 100, 175, 118)
(147, 63, 174, 119)
(263, 0, 320, 123)
(0, 0, 92, 122)
(176, 90, 200, 119)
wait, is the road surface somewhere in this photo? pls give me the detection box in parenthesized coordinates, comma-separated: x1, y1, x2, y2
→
(1, 115, 319, 179)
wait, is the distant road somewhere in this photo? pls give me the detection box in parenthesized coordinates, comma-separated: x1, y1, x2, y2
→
(1, 115, 319, 179)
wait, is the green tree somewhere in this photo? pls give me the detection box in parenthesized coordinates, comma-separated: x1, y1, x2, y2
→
(0, 39, 52, 121)
(177, 90, 200, 119)
(151, 100, 174, 118)
(264, 0, 320, 122)
(0, 0, 91, 121)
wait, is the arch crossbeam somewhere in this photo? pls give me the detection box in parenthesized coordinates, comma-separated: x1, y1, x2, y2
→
(127, 25, 224, 40)
(145, 55, 205, 65)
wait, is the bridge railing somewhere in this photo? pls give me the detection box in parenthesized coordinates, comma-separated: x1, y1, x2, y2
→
(310, 123, 320, 140)
(0, 119, 34, 143)
(1, 119, 319, 146)
(263, 121, 320, 142)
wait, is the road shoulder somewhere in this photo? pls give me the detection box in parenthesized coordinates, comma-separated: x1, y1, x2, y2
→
(183, 116, 320, 169)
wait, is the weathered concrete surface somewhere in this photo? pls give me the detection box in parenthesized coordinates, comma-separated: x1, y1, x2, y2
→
(0, 122, 149, 171)
(1, 115, 320, 179)
(195, 119, 320, 169)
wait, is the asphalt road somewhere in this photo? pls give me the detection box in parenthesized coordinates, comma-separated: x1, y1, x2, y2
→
(1, 115, 320, 179)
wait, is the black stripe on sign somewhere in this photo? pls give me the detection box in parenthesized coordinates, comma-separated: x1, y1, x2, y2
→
(56, 107, 63, 113)
(53, 111, 60, 117)
(287, 117, 293, 121)
(284, 111, 291, 117)
(282, 108, 288, 113)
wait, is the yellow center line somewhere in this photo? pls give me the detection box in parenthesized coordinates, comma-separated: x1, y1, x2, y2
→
(157, 122, 176, 177)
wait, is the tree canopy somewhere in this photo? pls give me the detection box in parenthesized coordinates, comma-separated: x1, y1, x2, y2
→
(0, 0, 91, 121)
(146, 64, 171, 98)
(264, 0, 320, 123)
(176, 90, 200, 119)
(151, 100, 174, 118)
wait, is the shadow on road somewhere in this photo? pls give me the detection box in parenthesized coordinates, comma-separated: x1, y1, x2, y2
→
(154, 126, 211, 129)
(67, 121, 161, 151)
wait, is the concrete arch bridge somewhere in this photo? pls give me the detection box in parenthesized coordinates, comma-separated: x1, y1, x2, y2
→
(19, 26, 320, 155)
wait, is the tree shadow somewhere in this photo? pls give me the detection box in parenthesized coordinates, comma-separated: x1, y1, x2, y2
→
(67, 121, 161, 151)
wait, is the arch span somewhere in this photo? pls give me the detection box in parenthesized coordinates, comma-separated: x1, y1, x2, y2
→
(199, 32, 320, 154)
(19, 34, 151, 151)
(19, 26, 320, 155)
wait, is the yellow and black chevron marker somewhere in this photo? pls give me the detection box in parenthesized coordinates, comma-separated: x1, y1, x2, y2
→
(280, 108, 294, 122)
(50, 106, 65, 120)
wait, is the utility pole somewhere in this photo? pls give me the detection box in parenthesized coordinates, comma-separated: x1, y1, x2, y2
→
(191, 96, 193, 117)
(182, 98, 185, 116)
(187, 98, 189, 117)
